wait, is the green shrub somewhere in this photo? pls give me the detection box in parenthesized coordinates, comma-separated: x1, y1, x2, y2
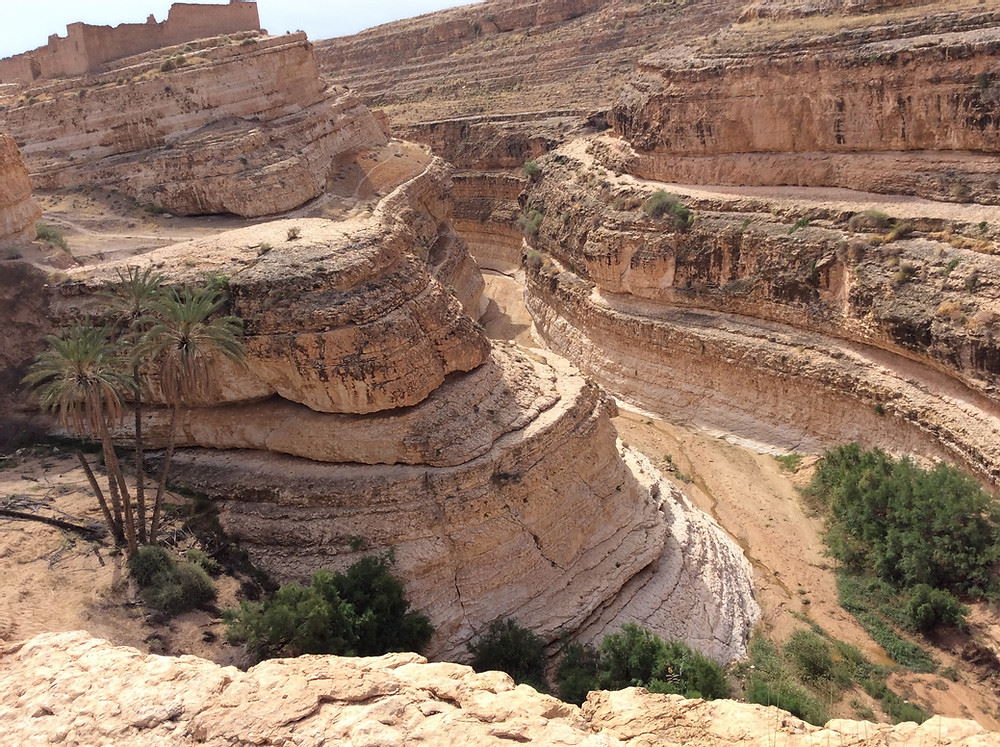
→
(523, 161, 542, 181)
(35, 222, 68, 250)
(129, 545, 173, 586)
(185, 548, 220, 576)
(469, 618, 547, 691)
(130, 546, 216, 616)
(905, 584, 968, 634)
(597, 623, 729, 699)
(745, 676, 829, 725)
(519, 209, 544, 238)
(557, 642, 599, 704)
(775, 452, 803, 472)
(809, 444, 1000, 595)
(784, 630, 835, 683)
(641, 191, 692, 229)
(224, 553, 431, 661)
(159, 58, 176, 72)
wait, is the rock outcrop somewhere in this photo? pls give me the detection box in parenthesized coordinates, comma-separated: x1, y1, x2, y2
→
(0, 134, 39, 249)
(43, 151, 756, 662)
(613, 13, 1000, 203)
(0, 34, 387, 217)
(2, 632, 996, 746)
(316, 0, 748, 127)
(514, 140, 1000, 482)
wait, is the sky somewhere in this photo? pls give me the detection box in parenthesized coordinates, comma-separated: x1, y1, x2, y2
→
(0, 1, 482, 59)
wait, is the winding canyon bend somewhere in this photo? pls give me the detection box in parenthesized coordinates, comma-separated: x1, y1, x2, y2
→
(1, 0, 1000, 741)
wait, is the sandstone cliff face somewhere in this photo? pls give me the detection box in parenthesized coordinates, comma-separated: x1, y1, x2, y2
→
(530, 143, 1000, 396)
(56, 159, 488, 414)
(317, 0, 747, 127)
(0, 134, 39, 248)
(612, 22, 1000, 203)
(738, 0, 928, 21)
(0, 34, 387, 217)
(2, 632, 996, 746)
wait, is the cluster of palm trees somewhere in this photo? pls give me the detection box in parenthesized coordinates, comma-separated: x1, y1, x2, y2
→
(24, 267, 245, 556)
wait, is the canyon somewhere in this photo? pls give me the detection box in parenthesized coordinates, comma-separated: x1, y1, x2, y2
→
(1, 0, 1000, 740)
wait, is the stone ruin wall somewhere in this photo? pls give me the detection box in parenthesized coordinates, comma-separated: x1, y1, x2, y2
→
(0, 1, 260, 84)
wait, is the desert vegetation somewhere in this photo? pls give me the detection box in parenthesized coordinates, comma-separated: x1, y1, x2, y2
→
(223, 552, 432, 662)
(23, 267, 245, 556)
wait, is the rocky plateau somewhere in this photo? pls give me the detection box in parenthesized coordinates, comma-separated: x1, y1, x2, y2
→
(0, 33, 387, 217)
(2, 632, 997, 746)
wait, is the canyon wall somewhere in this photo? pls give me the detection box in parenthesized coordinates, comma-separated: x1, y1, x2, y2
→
(2, 632, 995, 746)
(0, 34, 386, 217)
(0, 135, 39, 249)
(0, 1, 260, 84)
(47, 155, 757, 662)
(612, 23, 1000, 203)
(316, 0, 747, 127)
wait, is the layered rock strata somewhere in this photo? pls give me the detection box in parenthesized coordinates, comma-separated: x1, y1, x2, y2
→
(0, 34, 387, 217)
(47, 154, 757, 662)
(2, 632, 996, 746)
(56, 159, 487, 414)
(317, 0, 748, 126)
(0, 134, 39, 248)
(612, 22, 1000, 203)
(471, 141, 1000, 482)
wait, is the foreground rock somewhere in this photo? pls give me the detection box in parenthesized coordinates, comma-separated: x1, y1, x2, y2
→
(0, 134, 39, 250)
(1, 632, 995, 746)
(0, 34, 387, 217)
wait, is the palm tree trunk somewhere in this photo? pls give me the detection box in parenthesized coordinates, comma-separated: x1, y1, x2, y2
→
(133, 365, 147, 544)
(99, 422, 136, 555)
(149, 404, 178, 544)
(75, 450, 119, 543)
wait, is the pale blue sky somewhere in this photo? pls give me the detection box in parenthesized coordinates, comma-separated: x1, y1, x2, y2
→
(0, 1, 481, 58)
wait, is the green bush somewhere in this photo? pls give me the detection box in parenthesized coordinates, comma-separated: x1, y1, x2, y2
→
(742, 637, 828, 725)
(469, 618, 547, 691)
(557, 642, 599, 704)
(519, 209, 544, 238)
(130, 546, 216, 616)
(784, 630, 835, 683)
(808, 444, 1000, 595)
(129, 545, 174, 586)
(224, 553, 432, 661)
(597, 623, 729, 699)
(905, 584, 968, 634)
(185, 548, 220, 576)
(641, 191, 692, 229)
(523, 161, 542, 181)
(35, 222, 69, 250)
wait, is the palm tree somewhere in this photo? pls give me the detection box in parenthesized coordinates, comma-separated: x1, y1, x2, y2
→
(102, 266, 166, 544)
(142, 284, 245, 543)
(23, 325, 134, 549)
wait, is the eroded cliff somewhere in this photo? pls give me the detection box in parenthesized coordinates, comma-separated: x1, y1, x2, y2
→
(0, 34, 387, 217)
(2, 632, 995, 746)
(0, 134, 39, 249)
(41, 151, 756, 663)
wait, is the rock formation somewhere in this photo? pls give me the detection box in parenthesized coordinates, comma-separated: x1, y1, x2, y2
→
(512, 140, 1000, 482)
(0, 34, 388, 217)
(0, 134, 39, 249)
(612, 18, 1000, 203)
(316, 0, 748, 127)
(44, 151, 757, 662)
(2, 632, 996, 746)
